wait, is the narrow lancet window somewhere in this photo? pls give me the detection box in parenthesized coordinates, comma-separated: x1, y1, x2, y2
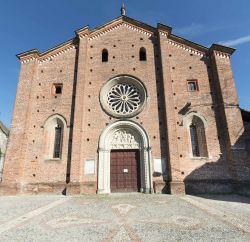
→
(44, 115, 65, 160)
(189, 116, 208, 157)
(139, 47, 147, 61)
(190, 124, 199, 157)
(102, 49, 108, 62)
(53, 124, 62, 158)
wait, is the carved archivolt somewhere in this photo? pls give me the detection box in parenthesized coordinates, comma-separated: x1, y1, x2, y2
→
(110, 130, 140, 149)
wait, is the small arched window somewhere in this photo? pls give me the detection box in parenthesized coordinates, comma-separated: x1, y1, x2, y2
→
(102, 49, 108, 62)
(189, 116, 208, 157)
(139, 47, 147, 61)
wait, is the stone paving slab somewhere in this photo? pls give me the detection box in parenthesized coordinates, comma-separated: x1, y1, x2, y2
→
(0, 196, 62, 224)
(0, 194, 250, 242)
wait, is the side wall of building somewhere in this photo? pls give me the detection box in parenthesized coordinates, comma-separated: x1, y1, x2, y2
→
(1, 46, 77, 194)
(20, 47, 77, 194)
(0, 129, 8, 181)
(158, 33, 234, 194)
(1, 60, 37, 194)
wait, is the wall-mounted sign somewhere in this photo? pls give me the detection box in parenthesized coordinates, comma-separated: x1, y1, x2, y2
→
(85, 160, 95, 175)
(154, 158, 166, 174)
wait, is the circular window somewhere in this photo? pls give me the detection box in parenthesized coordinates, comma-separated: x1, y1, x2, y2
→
(107, 84, 141, 115)
(100, 75, 147, 118)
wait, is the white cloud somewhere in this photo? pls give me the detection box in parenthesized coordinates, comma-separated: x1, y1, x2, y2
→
(220, 35, 250, 46)
(175, 23, 204, 36)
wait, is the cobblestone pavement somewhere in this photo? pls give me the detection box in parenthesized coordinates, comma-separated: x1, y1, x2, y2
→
(0, 194, 250, 242)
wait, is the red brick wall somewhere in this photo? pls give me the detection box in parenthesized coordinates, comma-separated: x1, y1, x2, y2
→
(2, 19, 249, 195)
(74, 27, 163, 190)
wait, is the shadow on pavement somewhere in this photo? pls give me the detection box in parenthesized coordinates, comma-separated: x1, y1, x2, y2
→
(191, 194, 250, 204)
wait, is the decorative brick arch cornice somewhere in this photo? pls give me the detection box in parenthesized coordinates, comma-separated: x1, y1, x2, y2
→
(18, 41, 77, 64)
(88, 20, 154, 41)
(16, 16, 235, 64)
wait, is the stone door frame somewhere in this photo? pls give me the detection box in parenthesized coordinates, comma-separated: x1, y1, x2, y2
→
(97, 120, 152, 194)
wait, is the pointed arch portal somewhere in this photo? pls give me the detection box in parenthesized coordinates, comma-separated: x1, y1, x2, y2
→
(97, 120, 152, 194)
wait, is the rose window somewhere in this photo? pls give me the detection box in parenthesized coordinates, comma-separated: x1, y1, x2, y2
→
(100, 75, 147, 118)
(107, 84, 141, 115)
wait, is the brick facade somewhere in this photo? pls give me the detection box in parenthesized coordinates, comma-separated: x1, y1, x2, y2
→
(1, 14, 250, 195)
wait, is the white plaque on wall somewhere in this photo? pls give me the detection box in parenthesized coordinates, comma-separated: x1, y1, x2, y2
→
(154, 158, 166, 174)
(85, 160, 95, 175)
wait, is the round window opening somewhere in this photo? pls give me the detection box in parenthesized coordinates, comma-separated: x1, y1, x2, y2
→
(108, 84, 141, 114)
(100, 76, 147, 118)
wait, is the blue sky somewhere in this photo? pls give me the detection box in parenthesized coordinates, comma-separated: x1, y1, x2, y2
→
(0, 0, 250, 127)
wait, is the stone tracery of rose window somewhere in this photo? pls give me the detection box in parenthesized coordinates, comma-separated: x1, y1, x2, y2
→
(100, 75, 147, 118)
(107, 84, 141, 115)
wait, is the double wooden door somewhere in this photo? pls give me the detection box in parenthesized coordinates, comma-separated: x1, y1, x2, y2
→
(110, 150, 140, 192)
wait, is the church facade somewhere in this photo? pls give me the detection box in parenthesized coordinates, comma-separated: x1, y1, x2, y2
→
(1, 9, 250, 195)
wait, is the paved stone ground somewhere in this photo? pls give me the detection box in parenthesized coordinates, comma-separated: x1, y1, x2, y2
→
(0, 194, 250, 242)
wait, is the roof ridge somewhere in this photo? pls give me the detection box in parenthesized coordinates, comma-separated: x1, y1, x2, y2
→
(16, 15, 235, 61)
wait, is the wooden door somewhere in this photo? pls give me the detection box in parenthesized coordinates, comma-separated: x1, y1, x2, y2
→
(110, 150, 140, 192)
